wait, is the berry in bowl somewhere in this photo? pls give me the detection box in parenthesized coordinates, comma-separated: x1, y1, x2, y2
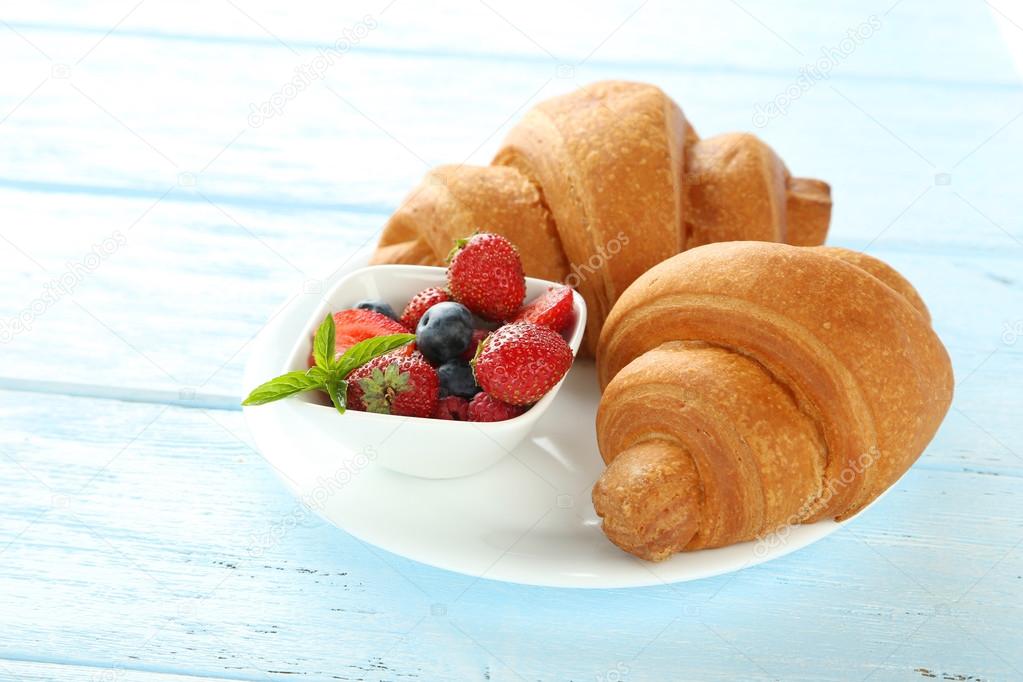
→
(242, 233, 586, 479)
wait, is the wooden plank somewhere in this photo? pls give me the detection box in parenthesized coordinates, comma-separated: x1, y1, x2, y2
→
(0, 389, 1020, 681)
(0, 193, 377, 398)
(0, 659, 252, 682)
(2, 13, 1022, 252)
(3, 0, 1018, 86)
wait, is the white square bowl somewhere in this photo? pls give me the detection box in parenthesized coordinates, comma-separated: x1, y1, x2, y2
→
(243, 264, 586, 479)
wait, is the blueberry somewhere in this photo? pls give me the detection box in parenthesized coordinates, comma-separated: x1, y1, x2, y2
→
(416, 301, 473, 365)
(355, 299, 398, 321)
(437, 361, 481, 399)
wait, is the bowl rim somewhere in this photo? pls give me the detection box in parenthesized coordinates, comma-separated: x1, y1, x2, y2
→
(282, 263, 588, 428)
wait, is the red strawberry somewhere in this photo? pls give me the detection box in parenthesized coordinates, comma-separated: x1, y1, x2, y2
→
(511, 286, 574, 333)
(401, 287, 450, 330)
(333, 309, 407, 356)
(434, 395, 470, 421)
(467, 393, 525, 422)
(447, 233, 525, 320)
(308, 309, 407, 366)
(472, 322, 573, 405)
(460, 328, 489, 362)
(346, 351, 439, 417)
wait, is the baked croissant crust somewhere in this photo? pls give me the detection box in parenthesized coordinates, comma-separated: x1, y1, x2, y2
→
(370, 81, 832, 353)
(592, 242, 953, 560)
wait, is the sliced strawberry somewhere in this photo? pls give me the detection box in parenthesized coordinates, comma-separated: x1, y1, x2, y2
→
(332, 309, 408, 358)
(511, 286, 574, 333)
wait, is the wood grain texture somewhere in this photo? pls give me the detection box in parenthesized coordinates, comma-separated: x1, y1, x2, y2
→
(0, 660, 253, 682)
(1, 5, 1021, 250)
(1, 0, 1021, 680)
(3, 0, 1019, 85)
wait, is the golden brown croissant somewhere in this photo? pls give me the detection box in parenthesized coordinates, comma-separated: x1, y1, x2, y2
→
(592, 242, 953, 560)
(370, 81, 831, 353)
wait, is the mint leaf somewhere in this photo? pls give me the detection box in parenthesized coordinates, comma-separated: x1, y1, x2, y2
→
(307, 366, 329, 382)
(336, 333, 415, 378)
(312, 313, 336, 370)
(242, 370, 325, 406)
(241, 326, 411, 412)
(325, 376, 347, 415)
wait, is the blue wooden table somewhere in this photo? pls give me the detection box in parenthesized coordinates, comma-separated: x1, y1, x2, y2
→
(2, 1, 1021, 680)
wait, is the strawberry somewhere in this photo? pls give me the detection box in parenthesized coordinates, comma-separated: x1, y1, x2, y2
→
(434, 395, 470, 421)
(447, 233, 525, 320)
(346, 351, 439, 417)
(511, 286, 574, 333)
(401, 287, 450, 330)
(460, 328, 489, 362)
(308, 309, 407, 366)
(467, 393, 525, 422)
(333, 309, 407, 356)
(472, 322, 573, 405)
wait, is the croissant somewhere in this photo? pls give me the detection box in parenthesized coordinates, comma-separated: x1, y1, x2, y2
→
(591, 242, 953, 560)
(370, 81, 832, 353)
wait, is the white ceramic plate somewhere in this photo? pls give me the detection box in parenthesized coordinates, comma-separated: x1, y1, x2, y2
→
(243, 248, 863, 588)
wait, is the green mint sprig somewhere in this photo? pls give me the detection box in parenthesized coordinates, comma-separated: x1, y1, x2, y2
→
(242, 313, 414, 415)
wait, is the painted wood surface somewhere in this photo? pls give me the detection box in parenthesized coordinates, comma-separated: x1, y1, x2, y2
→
(2, 390, 1021, 681)
(1, 1, 1021, 680)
